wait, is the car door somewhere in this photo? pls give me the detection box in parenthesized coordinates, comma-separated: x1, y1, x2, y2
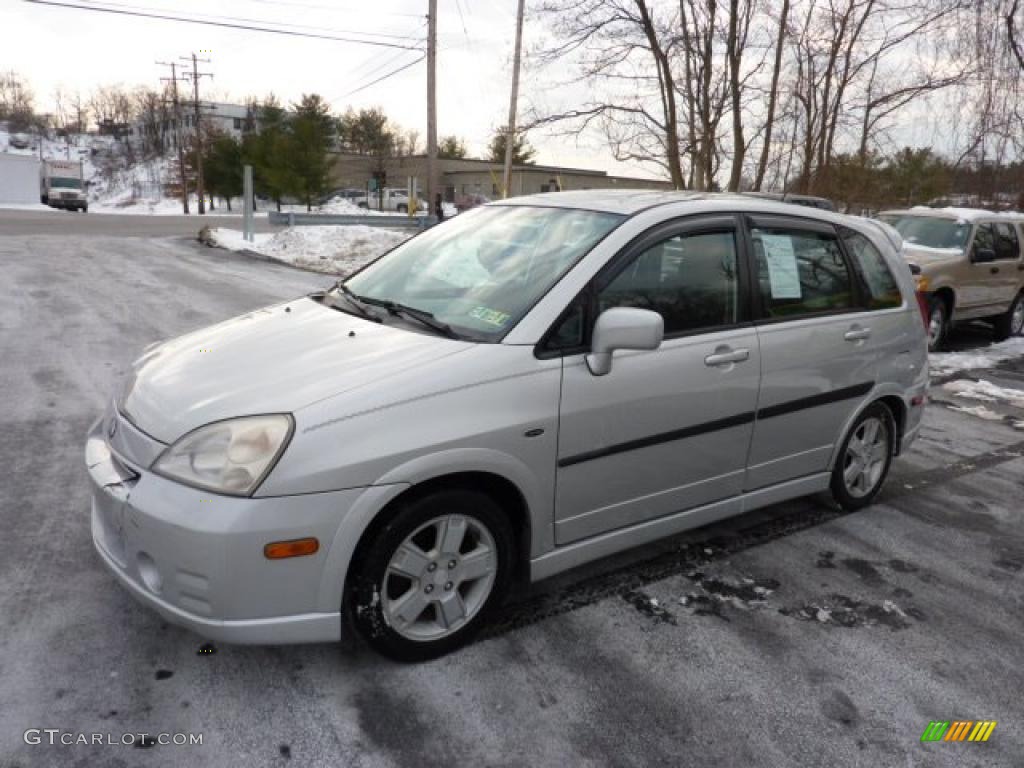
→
(990, 221, 1023, 308)
(743, 215, 878, 491)
(962, 222, 998, 312)
(548, 215, 761, 545)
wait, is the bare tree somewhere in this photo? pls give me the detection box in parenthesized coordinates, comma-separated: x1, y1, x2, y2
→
(753, 0, 790, 190)
(531, 0, 688, 187)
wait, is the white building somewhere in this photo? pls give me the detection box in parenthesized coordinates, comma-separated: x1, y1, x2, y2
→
(125, 102, 254, 152)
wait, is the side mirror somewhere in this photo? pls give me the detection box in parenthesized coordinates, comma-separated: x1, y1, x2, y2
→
(972, 247, 996, 263)
(586, 307, 664, 376)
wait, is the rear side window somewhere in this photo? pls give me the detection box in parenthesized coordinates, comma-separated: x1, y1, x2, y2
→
(993, 222, 1020, 260)
(751, 228, 853, 318)
(840, 229, 902, 309)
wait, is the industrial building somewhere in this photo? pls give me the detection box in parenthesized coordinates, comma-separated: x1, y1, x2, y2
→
(329, 153, 673, 201)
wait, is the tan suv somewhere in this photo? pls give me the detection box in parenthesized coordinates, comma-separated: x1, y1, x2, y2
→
(879, 208, 1024, 351)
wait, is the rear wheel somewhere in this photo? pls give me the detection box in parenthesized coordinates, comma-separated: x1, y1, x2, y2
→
(397, 203, 408, 213)
(926, 297, 949, 352)
(830, 403, 895, 511)
(349, 489, 513, 661)
(993, 292, 1024, 341)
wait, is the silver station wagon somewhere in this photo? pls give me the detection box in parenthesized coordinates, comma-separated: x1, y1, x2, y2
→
(86, 191, 929, 660)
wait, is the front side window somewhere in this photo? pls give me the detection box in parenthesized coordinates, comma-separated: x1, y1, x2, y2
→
(752, 228, 853, 318)
(993, 222, 1020, 260)
(597, 231, 739, 335)
(840, 229, 902, 309)
(972, 223, 996, 257)
(342, 206, 623, 341)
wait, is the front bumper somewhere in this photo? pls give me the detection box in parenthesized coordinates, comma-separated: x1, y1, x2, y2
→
(86, 414, 364, 644)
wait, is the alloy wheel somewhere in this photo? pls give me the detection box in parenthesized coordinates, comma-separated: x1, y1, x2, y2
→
(928, 306, 944, 349)
(381, 514, 497, 642)
(842, 416, 889, 498)
(1012, 298, 1024, 336)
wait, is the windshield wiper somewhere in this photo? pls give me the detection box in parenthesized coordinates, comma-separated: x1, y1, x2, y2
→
(330, 284, 382, 323)
(356, 295, 460, 339)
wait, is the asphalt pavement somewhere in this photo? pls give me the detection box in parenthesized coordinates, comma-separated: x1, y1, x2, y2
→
(1, 230, 1022, 768)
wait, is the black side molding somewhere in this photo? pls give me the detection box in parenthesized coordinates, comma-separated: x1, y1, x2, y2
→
(558, 382, 874, 468)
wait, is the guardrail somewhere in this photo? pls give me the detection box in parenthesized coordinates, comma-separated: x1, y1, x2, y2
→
(268, 211, 438, 229)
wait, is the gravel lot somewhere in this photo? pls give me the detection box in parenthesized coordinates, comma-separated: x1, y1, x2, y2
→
(1, 221, 1022, 767)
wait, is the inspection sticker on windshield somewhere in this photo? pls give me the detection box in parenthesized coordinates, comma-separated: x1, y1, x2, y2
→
(469, 307, 511, 327)
(760, 233, 802, 299)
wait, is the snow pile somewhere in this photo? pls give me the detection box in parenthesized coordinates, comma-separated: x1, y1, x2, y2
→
(929, 337, 1024, 377)
(209, 225, 413, 275)
(942, 379, 1024, 408)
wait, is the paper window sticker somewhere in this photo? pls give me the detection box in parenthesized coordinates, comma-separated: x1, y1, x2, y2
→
(760, 233, 802, 299)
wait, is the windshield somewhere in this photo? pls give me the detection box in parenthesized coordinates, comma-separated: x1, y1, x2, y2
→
(50, 177, 82, 189)
(878, 215, 969, 250)
(341, 205, 623, 340)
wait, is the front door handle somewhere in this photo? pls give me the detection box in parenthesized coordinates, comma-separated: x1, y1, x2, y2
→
(844, 327, 872, 342)
(704, 346, 749, 366)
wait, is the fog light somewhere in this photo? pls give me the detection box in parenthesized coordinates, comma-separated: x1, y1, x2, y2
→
(137, 552, 162, 594)
(264, 538, 319, 559)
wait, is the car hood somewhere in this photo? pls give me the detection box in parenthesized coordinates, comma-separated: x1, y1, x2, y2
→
(121, 296, 472, 444)
(901, 243, 963, 268)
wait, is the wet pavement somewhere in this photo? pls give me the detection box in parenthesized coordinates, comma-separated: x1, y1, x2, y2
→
(1, 234, 1022, 767)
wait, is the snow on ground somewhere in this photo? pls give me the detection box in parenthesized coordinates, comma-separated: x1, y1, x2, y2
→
(209, 225, 412, 275)
(947, 404, 1005, 420)
(942, 378, 1024, 408)
(929, 337, 1024, 378)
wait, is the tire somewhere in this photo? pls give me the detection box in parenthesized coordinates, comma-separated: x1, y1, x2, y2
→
(397, 204, 407, 213)
(993, 292, 1024, 341)
(830, 402, 895, 512)
(348, 488, 514, 661)
(926, 296, 949, 352)
(357, 202, 368, 209)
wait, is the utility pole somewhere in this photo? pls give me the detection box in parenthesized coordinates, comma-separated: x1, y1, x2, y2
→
(503, 0, 526, 199)
(426, 0, 438, 214)
(158, 60, 189, 214)
(181, 53, 213, 214)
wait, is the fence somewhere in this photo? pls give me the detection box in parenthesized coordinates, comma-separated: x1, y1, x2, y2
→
(268, 211, 438, 229)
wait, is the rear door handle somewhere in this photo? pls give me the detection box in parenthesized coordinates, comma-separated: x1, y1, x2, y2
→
(844, 327, 872, 342)
(704, 347, 749, 366)
(991, 266, 999, 274)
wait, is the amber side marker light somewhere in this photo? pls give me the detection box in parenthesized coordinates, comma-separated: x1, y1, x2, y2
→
(264, 538, 319, 559)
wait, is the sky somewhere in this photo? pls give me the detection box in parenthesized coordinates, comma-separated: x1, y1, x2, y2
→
(0, 0, 657, 177)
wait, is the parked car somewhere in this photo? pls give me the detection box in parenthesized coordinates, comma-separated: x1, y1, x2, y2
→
(455, 192, 490, 213)
(357, 187, 428, 213)
(316, 188, 364, 206)
(878, 208, 1024, 351)
(87, 191, 928, 660)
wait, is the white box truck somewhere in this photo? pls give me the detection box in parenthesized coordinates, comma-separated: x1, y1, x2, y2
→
(40, 159, 88, 212)
(0, 153, 41, 205)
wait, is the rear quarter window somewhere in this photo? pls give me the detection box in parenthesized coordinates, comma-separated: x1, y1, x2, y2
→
(840, 228, 903, 310)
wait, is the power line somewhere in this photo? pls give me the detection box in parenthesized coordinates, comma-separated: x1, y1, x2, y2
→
(240, 0, 424, 17)
(341, 18, 428, 88)
(23, 0, 425, 50)
(42, 0, 426, 42)
(339, 54, 425, 99)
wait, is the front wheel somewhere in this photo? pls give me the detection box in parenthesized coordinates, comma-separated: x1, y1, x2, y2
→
(830, 403, 895, 511)
(993, 292, 1024, 341)
(349, 489, 514, 661)
(397, 203, 407, 213)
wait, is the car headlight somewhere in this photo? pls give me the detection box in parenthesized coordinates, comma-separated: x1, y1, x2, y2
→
(152, 414, 294, 496)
